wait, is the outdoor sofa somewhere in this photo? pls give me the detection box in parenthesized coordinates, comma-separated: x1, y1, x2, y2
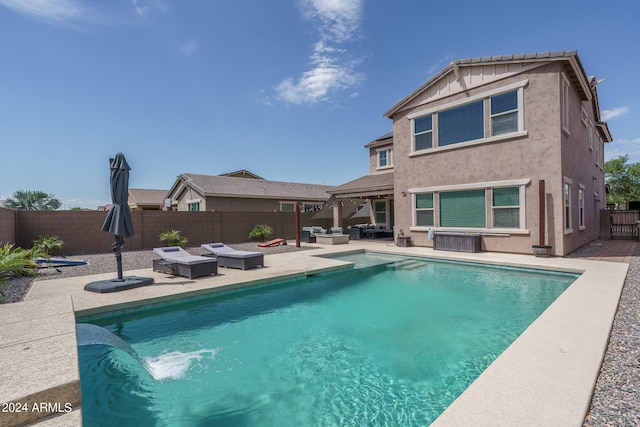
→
(200, 243, 264, 270)
(300, 226, 329, 243)
(153, 247, 218, 279)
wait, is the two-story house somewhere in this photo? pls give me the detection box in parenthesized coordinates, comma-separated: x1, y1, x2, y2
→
(333, 51, 612, 256)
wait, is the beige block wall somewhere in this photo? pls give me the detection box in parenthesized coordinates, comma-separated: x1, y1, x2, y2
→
(391, 62, 601, 255)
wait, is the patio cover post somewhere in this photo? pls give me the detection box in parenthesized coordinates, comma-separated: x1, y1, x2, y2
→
(333, 200, 343, 228)
(539, 179, 546, 246)
(295, 203, 300, 248)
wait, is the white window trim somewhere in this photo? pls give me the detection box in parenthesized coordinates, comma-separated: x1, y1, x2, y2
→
(562, 73, 571, 135)
(564, 177, 573, 234)
(412, 192, 435, 227)
(581, 107, 588, 127)
(490, 186, 526, 230)
(578, 184, 586, 231)
(409, 179, 530, 234)
(280, 201, 296, 212)
(407, 80, 528, 119)
(376, 147, 393, 170)
(410, 130, 528, 157)
(490, 89, 524, 138)
(408, 80, 528, 155)
(409, 178, 530, 194)
(589, 121, 594, 151)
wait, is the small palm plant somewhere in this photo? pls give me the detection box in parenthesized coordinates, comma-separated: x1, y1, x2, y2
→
(0, 244, 38, 303)
(32, 234, 64, 257)
(249, 224, 273, 243)
(159, 230, 188, 247)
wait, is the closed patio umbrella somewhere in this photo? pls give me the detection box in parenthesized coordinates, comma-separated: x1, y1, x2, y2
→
(102, 153, 134, 241)
(85, 153, 153, 292)
(102, 153, 134, 281)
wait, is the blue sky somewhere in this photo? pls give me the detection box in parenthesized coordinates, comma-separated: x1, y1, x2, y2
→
(0, 0, 638, 209)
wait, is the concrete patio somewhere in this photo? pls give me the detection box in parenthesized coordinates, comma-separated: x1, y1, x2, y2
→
(0, 240, 631, 426)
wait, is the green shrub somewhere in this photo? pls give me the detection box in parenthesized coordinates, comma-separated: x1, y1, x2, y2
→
(32, 234, 64, 256)
(159, 230, 188, 247)
(249, 224, 273, 242)
(0, 244, 38, 303)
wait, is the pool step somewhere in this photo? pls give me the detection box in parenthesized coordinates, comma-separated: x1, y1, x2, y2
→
(387, 259, 425, 270)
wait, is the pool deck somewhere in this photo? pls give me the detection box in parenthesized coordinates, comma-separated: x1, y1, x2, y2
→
(0, 240, 631, 426)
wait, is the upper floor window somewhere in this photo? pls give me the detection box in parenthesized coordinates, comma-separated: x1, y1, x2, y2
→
(490, 91, 519, 136)
(377, 147, 393, 169)
(414, 115, 433, 151)
(410, 82, 525, 154)
(439, 100, 484, 146)
(561, 74, 571, 134)
(188, 202, 200, 211)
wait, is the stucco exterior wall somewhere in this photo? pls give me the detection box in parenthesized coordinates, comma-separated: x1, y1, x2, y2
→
(559, 69, 607, 254)
(390, 62, 601, 255)
(368, 144, 394, 175)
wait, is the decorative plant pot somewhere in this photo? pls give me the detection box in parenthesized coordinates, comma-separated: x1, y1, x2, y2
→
(532, 245, 552, 257)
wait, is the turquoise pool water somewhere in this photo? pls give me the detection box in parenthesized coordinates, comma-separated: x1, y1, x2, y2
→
(77, 254, 577, 426)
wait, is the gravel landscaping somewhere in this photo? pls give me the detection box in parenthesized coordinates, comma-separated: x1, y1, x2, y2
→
(2, 242, 314, 303)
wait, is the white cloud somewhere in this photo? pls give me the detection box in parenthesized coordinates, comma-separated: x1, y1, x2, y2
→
(427, 54, 456, 75)
(601, 107, 629, 121)
(301, 0, 364, 43)
(181, 38, 198, 56)
(276, 41, 364, 104)
(0, 0, 168, 27)
(0, 0, 85, 23)
(275, 0, 365, 105)
(132, 0, 166, 18)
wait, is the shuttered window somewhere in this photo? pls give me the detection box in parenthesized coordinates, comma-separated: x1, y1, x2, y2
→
(440, 190, 486, 227)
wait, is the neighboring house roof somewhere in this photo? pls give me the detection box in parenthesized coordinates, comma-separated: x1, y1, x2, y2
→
(128, 189, 168, 208)
(384, 50, 601, 122)
(364, 130, 393, 149)
(219, 169, 264, 179)
(169, 173, 334, 201)
(328, 172, 394, 198)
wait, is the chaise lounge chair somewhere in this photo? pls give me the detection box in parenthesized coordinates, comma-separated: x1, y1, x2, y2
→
(153, 247, 218, 279)
(200, 243, 264, 270)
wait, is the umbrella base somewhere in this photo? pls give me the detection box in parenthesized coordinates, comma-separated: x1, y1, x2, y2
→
(84, 276, 154, 293)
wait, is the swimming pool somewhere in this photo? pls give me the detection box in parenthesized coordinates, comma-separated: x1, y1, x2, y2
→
(77, 253, 577, 426)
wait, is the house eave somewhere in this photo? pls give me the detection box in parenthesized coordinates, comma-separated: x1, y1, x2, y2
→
(383, 50, 592, 118)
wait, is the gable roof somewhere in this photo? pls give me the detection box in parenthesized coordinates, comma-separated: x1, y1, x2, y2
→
(384, 50, 594, 118)
(364, 130, 393, 149)
(169, 173, 334, 201)
(128, 188, 168, 207)
(219, 169, 264, 179)
(328, 172, 394, 198)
